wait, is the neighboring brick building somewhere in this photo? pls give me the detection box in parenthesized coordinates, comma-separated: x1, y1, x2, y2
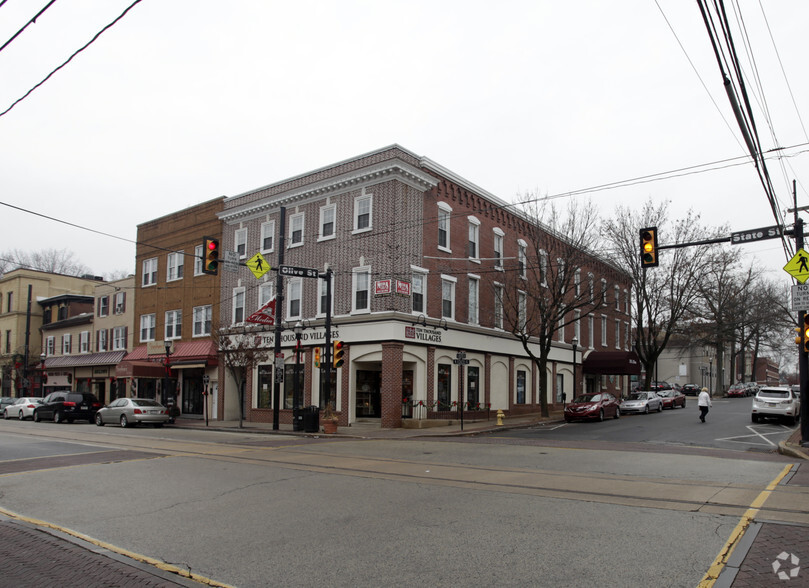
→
(218, 145, 633, 427)
(119, 197, 224, 418)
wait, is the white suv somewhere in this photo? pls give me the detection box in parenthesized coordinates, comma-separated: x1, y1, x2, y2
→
(751, 387, 801, 425)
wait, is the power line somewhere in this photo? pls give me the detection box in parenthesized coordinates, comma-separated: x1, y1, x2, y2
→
(0, 0, 144, 118)
(0, 0, 58, 54)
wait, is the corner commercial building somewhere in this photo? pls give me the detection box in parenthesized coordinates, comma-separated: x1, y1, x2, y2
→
(216, 145, 635, 428)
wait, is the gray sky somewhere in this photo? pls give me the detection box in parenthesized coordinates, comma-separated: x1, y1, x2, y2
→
(1, 0, 807, 280)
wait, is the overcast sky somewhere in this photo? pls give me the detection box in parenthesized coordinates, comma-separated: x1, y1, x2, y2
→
(1, 0, 807, 281)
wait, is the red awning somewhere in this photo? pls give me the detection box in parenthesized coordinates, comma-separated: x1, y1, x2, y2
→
(581, 351, 641, 375)
(124, 341, 218, 365)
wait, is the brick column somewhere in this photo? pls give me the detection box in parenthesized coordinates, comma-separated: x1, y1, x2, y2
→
(381, 342, 404, 428)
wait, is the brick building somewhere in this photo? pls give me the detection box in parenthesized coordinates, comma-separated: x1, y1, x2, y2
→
(217, 145, 633, 427)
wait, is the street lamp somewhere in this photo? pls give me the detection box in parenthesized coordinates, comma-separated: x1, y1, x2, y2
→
(164, 340, 173, 411)
(571, 336, 578, 406)
(293, 321, 303, 431)
(39, 353, 46, 398)
(709, 356, 714, 397)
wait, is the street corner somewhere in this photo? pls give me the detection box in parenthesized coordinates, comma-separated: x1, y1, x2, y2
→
(726, 521, 809, 587)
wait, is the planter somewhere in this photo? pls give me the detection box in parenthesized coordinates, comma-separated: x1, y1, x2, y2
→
(322, 419, 338, 434)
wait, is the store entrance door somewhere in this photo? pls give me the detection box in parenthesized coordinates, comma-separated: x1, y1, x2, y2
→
(355, 370, 381, 418)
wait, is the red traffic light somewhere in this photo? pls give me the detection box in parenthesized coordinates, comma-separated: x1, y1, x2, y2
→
(202, 237, 219, 275)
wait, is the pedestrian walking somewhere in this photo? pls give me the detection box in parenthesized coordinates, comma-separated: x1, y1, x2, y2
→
(698, 387, 712, 423)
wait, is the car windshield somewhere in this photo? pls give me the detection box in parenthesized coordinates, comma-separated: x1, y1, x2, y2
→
(573, 394, 601, 403)
(132, 399, 163, 407)
(656, 391, 673, 397)
(626, 393, 646, 401)
(758, 390, 789, 399)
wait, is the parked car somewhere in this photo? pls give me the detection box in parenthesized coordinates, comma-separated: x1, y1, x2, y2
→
(95, 398, 170, 428)
(619, 391, 663, 414)
(3, 397, 42, 420)
(751, 386, 801, 425)
(0, 397, 15, 412)
(727, 383, 748, 398)
(650, 381, 671, 392)
(656, 389, 686, 409)
(682, 384, 701, 396)
(33, 391, 102, 423)
(744, 382, 759, 396)
(564, 393, 621, 422)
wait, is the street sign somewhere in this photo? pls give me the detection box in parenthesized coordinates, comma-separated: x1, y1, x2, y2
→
(223, 250, 239, 273)
(731, 225, 783, 245)
(792, 284, 809, 311)
(279, 265, 319, 279)
(246, 253, 270, 279)
(453, 358, 470, 365)
(784, 249, 809, 284)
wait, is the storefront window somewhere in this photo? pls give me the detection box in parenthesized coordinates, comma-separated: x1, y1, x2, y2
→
(467, 366, 479, 407)
(283, 364, 304, 409)
(437, 363, 451, 408)
(257, 365, 272, 409)
(516, 370, 526, 404)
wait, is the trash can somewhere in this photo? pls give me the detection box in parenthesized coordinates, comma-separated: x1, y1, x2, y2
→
(303, 405, 320, 433)
(292, 406, 304, 432)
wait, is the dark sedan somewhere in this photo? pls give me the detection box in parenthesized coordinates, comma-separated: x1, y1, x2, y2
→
(564, 393, 620, 422)
(682, 384, 701, 396)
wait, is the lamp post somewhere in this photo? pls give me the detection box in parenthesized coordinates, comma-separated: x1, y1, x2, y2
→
(571, 336, 578, 406)
(164, 340, 173, 412)
(709, 356, 714, 397)
(293, 322, 303, 431)
(39, 353, 46, 398)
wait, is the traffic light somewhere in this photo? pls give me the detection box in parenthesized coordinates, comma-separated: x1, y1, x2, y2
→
(202, 237, 219, 275)
(333, 340, 344, 368)
(640, 227, 658, 267)
(314, 346, 321, 368)
(795, 325, 803, 346)
(803, 315, 809, 353)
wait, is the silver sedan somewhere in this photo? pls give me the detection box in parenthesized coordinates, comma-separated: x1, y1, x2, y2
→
(95, 398, 170, 428)
(619, 391, 664, 414)
(3, 397, 42, 420)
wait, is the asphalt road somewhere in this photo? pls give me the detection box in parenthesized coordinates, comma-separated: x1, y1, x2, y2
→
(0, 415, 805, 588)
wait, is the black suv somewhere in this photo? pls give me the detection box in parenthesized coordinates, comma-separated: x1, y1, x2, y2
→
(34, 392, 102, 423)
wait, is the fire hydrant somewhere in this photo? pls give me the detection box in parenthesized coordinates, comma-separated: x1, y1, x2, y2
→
(496, 410, 505, 426)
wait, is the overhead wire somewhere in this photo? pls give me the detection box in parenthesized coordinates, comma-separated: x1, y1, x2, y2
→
(0, 0, 58, 54)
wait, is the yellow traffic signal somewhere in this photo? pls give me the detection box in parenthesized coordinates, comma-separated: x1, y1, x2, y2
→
(202, 237, 219, 275)
(803, 315, 809, 353)
(640, 227, 658, 268)
(795, 326, 803, 346)
(333, 340, 344, 368)
(314, 346, 321, 368)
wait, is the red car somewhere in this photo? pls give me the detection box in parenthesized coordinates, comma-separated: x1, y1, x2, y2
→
(564, 393, 621, 422)
(656, 389, 686, 409)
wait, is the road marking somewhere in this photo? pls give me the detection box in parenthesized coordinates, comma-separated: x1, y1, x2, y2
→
(698, 463, 793, 587)
(715, 425, 792, 447)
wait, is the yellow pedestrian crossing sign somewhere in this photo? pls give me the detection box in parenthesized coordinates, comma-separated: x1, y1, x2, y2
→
(784, 248, 809, 283)
(246, 253, 270, 279)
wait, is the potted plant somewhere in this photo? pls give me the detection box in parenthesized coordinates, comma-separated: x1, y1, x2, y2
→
(321, 405, 338, 434)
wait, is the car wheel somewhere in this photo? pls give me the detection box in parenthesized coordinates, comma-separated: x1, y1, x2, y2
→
(120, 415, 129, 428)
(2, 409, 8, 420)
(682, 400, 686, 408)
(614, 408, 620, 419)
(153, 423, 163, 428)
(95, 413, 104, 426)
(751, 414, 759, 423)
(658, 402, 663, 412)
(644, 405, 650, 414)
(598, 409, 604, 422)
(564, 417, 572, 423)
(53, 411, 63, 424)
(19, 410, 25, 420)
(33, 410, 41, 422)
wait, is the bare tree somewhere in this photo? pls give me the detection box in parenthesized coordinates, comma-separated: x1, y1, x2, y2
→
(602, 201, 724, 389)
(216, 326, 273, 427)
(498, 197, 607, 417)
(0, 248, 91, 276)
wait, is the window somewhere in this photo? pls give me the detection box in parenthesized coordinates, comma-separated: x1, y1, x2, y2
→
(601, 315, 608, 347)
(193, 305, 212, 337)
(142, 258, 158, 287)
(575, 269, 581, 297)
(411, 270, 426, 314)
(518, 240, 527, 279)
(516, 370, 526, 404)
(97, 329, 107, 352)
(614, 285, 620, 310)
(80, 331, 90, 353)
(624, 321, 630, 350)
(441, 276, 456, 320)
(259, 282, 274, 308)
(287, 279, 302, 320)
(233, 288, 245, 324)
(57, 305, 67, 321)
(468, 275, 479, 324)
(601, 279, 608, 304)
(4, 330, 9, 353)
(167, 251, 184, 281)
(261, 220, 275, 252)
(289, 213, 304, 246)
(624, 290, 630, 315)
(98, 296, 109, 317)
(574, 310, 581, 343)
(558, 307, 565, 343)
(140, 314, 156, 342)
(317, 278, 331, 316)
(353, 267, 370, 313)
(257, 365, 272, 409)
(493, 229, 504, 269)
(518, 290, 526, 330)
(165, 310, 182, 340)
(494, 283, 504, 329)
(437, 363, 452, 407)
(588, 316, 594, 349)
(194, 244, 203, 275)
(114, 292, 125, 314)
(468, 217, 480, 261)
(235, 228, 248, 258)
(6, 292, 12, 312)
(354, 193, 372, 232)
(113, 326, 127, 350)
(588, 273, 595, 304)
(46, 336, 55, 356)
(319, 204, 335, 240)
(62, 333, 71, 354)
(540, 250, 549, 287)
(615, 319, 621, 348)
(438, 203, 451, 251)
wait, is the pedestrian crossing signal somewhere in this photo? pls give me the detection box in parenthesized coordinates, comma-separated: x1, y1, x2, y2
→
(203, 237, 219, 275)
(640, 227, 658, 267)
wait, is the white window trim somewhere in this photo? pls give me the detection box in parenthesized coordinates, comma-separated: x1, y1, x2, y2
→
(494, 282, 504, 330)
(62, 333, 71, 355)
(601, 314, 608, 347)
(493, 228, 505, 270)
(233, 287, 246, 325)
(352, 266, 371, 314)
(80, 331, 90, 354)
(319, 203, 337, 242)
(614, 285, 620, 310)
(166, 251, 184, 282)
(352, 192, 373, 234)
(113, 326, 127, 350)
(316, 277, 334, 318)
(287, 278, 303, 320)
(46, 336, 55, 356)
(193, 305, 212, 337)
(574, 310, 581, 343)
(140, 314, 155, 343)
(540, 250, 549, 287)
(437, 202, 452, 253)
(518, 290, 527, 331)
(194, 244, 204, 276)
(235, 227, 248, 259)
(468, 274, 480, 325)
(467, 216, 481, 264)
(441, 274, 457, 322)
(288, 213, 304, 248)
(518, 240, 528, 280)
(575, 269, 582, 297)
(410, 265, 428, 316)
(601, 278, 608, 304)
(142, 258, 158, 288)
(165, 309, 182, 340)
(588, 315, 595, 349)
(261, 220, 276, 253)
(615, 319, 621, 349)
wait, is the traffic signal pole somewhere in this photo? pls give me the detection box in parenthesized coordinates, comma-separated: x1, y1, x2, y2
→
(272, 207, 286, 430)
(793, 180, 809, 447)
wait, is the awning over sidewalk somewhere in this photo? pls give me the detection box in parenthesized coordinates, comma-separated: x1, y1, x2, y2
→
(44, 350, 127, 368)
(124, 341, 218, 366)
(581, 351, 641, 375)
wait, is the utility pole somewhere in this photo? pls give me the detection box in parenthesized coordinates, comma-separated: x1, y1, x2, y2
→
(272, 207, 286, 430)
(793, 180, 809, 447)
